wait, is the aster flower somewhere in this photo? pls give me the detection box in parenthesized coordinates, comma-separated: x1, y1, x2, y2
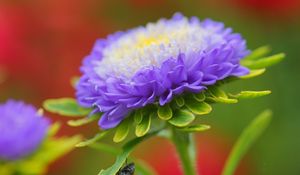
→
(76, 13, 250, 129)
(0, 100, 81, 175)
(0, 100, 49, 161)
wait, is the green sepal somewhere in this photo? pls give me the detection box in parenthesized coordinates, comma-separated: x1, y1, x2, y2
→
(134, 110, 143, 124)
(157, 104, 173, 120)
(175, 96, 185, 107)
(229, 90, 271, 99)
(242, 53, 285, 69)
(240, 68, 266, 79)
(68, 114, 101, 127)
(113, 118, 131, 143)
(177, 124, 211, 132)
(243, 45, 271, 61)
(207, 85, 227, 98)
(43, 98, 90, 117)
(185, 97, 212, 115)
(193, 92, 206, 102)
(135, 113, 152, 137)
(206, 86, 238, 104)
(76, 131, 109, 147)
(168, 109, 195, 127)
(206, 96, 238, 104)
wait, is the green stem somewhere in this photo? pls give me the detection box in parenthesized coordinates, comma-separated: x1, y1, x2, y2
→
(89, 143, 157, 175)
(171, 128, 197, 175)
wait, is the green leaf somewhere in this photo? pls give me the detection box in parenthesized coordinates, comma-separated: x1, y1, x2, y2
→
(222, 110, 272, 175)
(168, 109, 195, 127)
(43, 98, 90, 117)
(17, 135, 82, 175)
(135, 113, 152, 137)
(134, 110, 143, 124)
(185, 98, 212, 115)
(178, 124, 211, 132)
(244, 45, 271, 61)
(242, 53, 285, 69)
(175, 96, 185, 107)
(99, 130, 160, 175)
(230, 90, 271, 99)
(76, 131, 109, 147)
(157, 104, 173, 120)
(40, 135, 82, 163)
(113, 118, 131, 143)
(68, 114, 100, 127)
(193, 92, 205, 102)
(240, 68, 266, 79)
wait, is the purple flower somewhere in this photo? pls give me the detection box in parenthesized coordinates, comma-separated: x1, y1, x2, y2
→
(76, 13, 250, 129)
(0, 100, 49, 161)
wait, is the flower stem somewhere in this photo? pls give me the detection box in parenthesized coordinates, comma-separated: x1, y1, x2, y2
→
(171, 128, 197, 175)
(89, 143, 157, 175)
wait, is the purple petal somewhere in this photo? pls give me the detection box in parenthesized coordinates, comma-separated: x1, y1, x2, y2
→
(98, 113, 124, 130)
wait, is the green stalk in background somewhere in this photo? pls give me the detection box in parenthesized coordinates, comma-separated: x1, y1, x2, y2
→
(222, 110, 272, 175)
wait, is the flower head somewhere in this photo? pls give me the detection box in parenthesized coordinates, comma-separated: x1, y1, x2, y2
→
(0, 100, 49, 160)
(76, 13, 249, 129)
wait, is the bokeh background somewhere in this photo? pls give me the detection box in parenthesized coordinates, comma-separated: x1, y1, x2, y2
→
(1, 0, 300, 175)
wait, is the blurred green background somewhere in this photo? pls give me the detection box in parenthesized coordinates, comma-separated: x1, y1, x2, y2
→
(1, 0, 299, 174)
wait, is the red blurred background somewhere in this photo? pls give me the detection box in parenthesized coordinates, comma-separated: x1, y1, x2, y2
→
(1, 0, 300, 175)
